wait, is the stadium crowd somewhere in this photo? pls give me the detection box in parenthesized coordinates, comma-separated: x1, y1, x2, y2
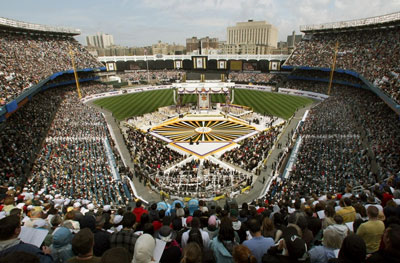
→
(228, 73, 283, 84)
(223, 128, 280, 172)
(0, 31, 102, 104)
(1, 172, 400, 263)
(120, 70, 185, 84)
(148, 159, 253, 199)
(286, 28, 400, 103)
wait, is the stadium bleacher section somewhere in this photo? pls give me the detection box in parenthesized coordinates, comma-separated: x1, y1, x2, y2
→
(285, 26, 400, 104)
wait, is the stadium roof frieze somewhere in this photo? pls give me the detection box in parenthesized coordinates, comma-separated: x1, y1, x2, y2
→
(0, 17, 81, 35)
(97, 54, 289, 63)
(300, 11, 400, 33)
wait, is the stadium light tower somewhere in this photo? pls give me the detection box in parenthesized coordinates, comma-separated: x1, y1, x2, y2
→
(68, 45, 82, 99)
(328, 41, 339, 96)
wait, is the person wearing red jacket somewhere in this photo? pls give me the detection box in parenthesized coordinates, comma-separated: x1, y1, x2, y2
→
(132, 200, 148, 223)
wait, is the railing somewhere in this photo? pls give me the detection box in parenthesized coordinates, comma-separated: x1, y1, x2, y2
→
(300, 11, 400, 32)
(0, 17, 81, 35)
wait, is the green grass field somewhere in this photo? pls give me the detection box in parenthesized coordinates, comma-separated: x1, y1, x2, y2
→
(93, 89, 313, 120)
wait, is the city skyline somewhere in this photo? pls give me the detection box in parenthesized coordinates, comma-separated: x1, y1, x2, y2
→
(1, 0, 399, 47)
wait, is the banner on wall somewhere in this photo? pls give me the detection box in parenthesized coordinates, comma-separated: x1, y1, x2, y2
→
(269, 61, 280, 71)
(106, 62, 117, 71)
(217, 60, 227, 69)
(192, 56, 207, 69)
(174, 60, 182, 69)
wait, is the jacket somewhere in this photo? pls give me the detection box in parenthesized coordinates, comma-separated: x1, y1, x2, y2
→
(209, 236, 234, 263)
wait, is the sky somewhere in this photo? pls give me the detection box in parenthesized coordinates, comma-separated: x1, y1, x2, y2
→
(1, 0, 399, 47)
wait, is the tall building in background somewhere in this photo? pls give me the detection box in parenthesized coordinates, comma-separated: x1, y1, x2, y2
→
(186, 36, 219, 55)
(225, 20, 278, 54)
(86, 33, 114, 48)
(287, 31, 302, 48)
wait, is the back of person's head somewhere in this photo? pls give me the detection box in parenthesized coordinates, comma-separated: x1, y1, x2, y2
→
(294, 199, 301, 210)
(121, 212, 136, 228)
(338, 234, 366, 262)
(366, 205, 379, 219)
(159, 209, 166, 220)
(51, 214, 63, 227)
(188, 227, 203, 248)
(80, 215, 96, 232)
(322, 228, 342, 249)
(218, 217, 235, 242)
(0, 215, 20, 240)
(140, 213, 150, 225)
(261, 217, 274, 234)
(101, 247, 130, 263)
(143, 222, 154, 236)
(72, 228, 94, 256)
(343, 198, 352, 207)
(385, 224, 400, 250)
(9, 208, 22, 217)
(136, 200, 142, 208)
(333, 215, 344, 224)
(163, 215, 172, 226)
(190, 216, 201, 229)
(133, 234, 155, 263)
(247, 218, 261, 234)
(181, 242, 202, 263)
(150, 203, 157, 211)
(0, 251, 39, 263)
(324, 205, 335, 218)
(232, 244, 257, 263)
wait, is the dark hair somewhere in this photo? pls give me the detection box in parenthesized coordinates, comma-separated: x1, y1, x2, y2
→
(188, 228, 203, 248)
(136, 200, 142, 208)
(190, 217, 201, 229)
(140, 213, 150, 225)
(121, 212, 136, 228)
(151, 203, 157, 210)
(343, 198, 352, 207)
(143, 223, 154, 236)
(0, 251, 39, 263)
(0, 215, 20, 240)
(163, 215, 172, 226)
(333, 215, 344, 224)
(72, 228, 94, 256)
(247, 218, 261, 233)
(324, 205, 335, 218)
(218, 217, 235, 242)
(159, 209, 165, 220)
(101, 247, 130, 263)
(386, 224, 400, 250)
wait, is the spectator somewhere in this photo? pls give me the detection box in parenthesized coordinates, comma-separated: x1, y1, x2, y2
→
(69, 228, 100, 263)
(0, 215, 53, 263)
(131, 234, 156, 263)
(110, 213, 138, 260)
(181, 242, 202, 263)
(158, 225, 182, 263)
(308, 228, 342, 263)
(366, 224, 400, 263)
(210, 217, 237, 263)
(100, 247, 130, 263)
(243, 218, 274, 263)
(356, 206, 385, 253)
(49, 227, 74, 263)
(336, 198, 356, 224)
(328, 234, 366, 263)
(232, 245, 257, 263)
(132, 200, 148, 223)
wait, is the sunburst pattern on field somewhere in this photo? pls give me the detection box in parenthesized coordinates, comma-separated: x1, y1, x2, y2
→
(151, 120, 255, 142)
